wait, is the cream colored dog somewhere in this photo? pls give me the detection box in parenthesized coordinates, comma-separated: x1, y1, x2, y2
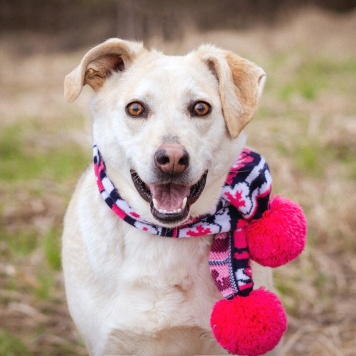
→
(63, 38, 279, 356)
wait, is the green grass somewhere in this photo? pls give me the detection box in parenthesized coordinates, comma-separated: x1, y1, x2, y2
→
(44, 227, 62, 271)
(0, 122, 89, 183)
(294, 141, 323, 176)
(0, 330, 30, 356)
(271, 57, 356, 101)
(35, 269, 56, 300)
(283, 58, 330, 100)
(0, 120, 89, 261)
(0, 118, 88, 353)
(3, 228, 39, 257)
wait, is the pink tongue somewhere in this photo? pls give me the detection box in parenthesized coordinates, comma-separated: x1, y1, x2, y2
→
(148, 183, 190, 211)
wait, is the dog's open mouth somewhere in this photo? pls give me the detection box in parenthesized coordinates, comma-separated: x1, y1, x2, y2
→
(131, 171, 208, 224)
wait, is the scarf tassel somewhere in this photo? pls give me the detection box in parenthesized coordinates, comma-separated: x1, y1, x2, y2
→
(210, 195, 306, 355)
(211, 288, 287, 356)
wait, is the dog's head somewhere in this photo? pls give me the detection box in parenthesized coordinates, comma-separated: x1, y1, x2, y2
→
(65, 38, 265, 226)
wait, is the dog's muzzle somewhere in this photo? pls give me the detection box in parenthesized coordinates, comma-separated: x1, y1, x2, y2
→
(130, 170, 208, 224)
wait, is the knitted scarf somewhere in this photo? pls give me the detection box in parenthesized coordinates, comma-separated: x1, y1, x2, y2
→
(93, 144, 272, 300)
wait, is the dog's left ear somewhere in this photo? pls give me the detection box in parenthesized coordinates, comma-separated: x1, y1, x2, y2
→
(198, 45, 266, 138)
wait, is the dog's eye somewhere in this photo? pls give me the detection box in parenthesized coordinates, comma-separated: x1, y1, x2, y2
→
(191, 101, 211, 117)
(126, 102, 146, 117)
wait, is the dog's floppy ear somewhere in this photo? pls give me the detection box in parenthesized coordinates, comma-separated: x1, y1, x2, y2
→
(64, 38, 144, 102)
(198, 45, 266, 138)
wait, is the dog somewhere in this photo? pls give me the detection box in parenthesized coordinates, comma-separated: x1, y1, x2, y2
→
(63, 38, 280, 355)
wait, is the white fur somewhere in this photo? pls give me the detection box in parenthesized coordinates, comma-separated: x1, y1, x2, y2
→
(62, 39, 279, 356)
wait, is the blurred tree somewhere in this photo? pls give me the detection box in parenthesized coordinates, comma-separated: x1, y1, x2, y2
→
(1, 0, 355, 50)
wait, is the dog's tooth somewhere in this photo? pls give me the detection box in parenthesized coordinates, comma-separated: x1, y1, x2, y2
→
(156, 207, 184, 215)
(153, 198, 159, 209)
(181, 197, 187, 210)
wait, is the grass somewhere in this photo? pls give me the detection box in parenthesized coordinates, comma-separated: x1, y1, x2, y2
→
(0, 122, 89, 183)
(1, 8, 356, 355)
(0, 330, 29, 356)
(278, 57, 356, 101)
(0, 119, 88, 262)
(0, 117, 89, 354)
(4, 228, 39, 257)
(44, 228, 62, 271)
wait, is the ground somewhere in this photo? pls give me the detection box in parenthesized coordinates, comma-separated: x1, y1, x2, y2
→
(0, 8, 355, 355)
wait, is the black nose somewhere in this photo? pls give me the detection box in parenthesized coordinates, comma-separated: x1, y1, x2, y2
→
(154, 144, 189, 174)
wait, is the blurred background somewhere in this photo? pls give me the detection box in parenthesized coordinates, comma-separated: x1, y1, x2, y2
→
(1, 0, 355, 354)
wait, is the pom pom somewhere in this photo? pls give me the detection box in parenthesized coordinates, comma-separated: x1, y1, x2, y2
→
(246, 195, 307, 267)
(211, 288, 287, 356)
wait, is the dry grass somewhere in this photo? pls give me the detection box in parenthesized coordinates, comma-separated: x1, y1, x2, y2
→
(1, 7, 355, 355)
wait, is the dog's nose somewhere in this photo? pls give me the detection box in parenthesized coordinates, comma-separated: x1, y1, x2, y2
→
(154, 144, 189, 174)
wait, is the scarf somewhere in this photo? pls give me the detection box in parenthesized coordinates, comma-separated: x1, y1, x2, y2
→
(93, 144, 272, 300)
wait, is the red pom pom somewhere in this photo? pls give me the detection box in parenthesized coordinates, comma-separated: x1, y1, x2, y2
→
(246, 195, 307, 267)
(211, 288, 287, 356)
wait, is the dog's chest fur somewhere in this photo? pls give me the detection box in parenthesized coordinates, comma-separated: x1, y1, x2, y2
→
(62, 170, 223, 354)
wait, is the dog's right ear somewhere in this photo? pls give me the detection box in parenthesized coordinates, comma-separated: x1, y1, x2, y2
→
(197, 45, 266, 139)
(64, 38, 144, 103)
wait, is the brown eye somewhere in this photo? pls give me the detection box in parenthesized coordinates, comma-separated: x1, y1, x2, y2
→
(126, 102, 146, 117)
(191, 101, 211, 117)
